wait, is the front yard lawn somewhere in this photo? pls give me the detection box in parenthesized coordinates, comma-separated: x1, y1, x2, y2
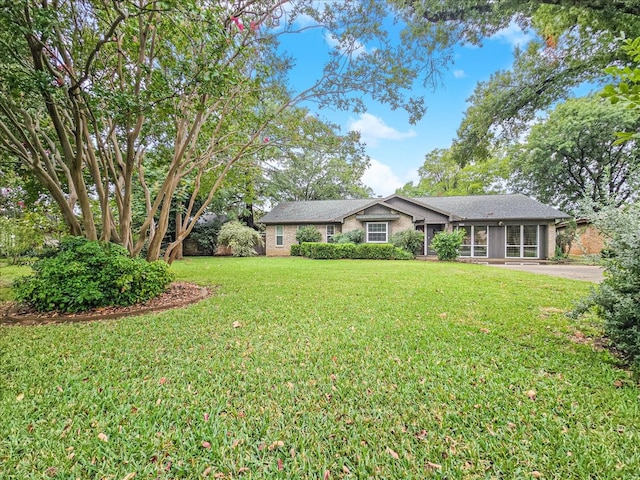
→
(1, 257, 637, 478)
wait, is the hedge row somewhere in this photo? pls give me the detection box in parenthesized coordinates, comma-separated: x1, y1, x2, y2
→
(292, 242, 413, 260)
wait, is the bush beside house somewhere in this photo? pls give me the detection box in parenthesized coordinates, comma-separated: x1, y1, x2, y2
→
(298, 242, 412, 260)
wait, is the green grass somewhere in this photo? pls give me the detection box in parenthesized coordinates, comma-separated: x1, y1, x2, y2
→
(0, 261, 31, 302)
(1, 257, 638, 479)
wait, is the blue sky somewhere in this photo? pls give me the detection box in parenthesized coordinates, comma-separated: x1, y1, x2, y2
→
(277, 13, 537, 196)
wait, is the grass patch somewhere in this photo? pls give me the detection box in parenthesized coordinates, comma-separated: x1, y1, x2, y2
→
(1, 257, 638, 478)
(0, 261, 31, 303)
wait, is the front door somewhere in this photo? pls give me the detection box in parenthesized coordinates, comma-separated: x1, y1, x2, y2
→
(426, 225, 444, 256)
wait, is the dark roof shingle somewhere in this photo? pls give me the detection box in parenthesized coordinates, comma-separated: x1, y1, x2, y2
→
(258, 194, 569, 224)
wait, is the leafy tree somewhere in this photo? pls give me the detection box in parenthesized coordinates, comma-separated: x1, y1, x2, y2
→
(602, 36, 640, 141)
(295, 225, 322, 244)
(391, 1, 640, 164)
(510, 96, 640, 213)
(397, 148, 508, 196)
(217, 221, 263, 257)
(0, 1, 428, 263)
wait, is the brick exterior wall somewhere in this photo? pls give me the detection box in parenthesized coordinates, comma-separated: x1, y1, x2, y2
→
(265, 224, 298, 256)
(570, 224, 605, 255)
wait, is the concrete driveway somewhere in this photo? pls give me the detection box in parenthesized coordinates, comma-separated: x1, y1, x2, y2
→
(487, 264, 605, 282)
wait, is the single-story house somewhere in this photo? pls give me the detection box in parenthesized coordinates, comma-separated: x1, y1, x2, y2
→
(258, 193, 570, 260)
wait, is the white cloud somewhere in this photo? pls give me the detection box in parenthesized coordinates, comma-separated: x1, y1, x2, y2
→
(324, 32, 367, 57)
(347, 113, 416, 147)
(453, 69, 466, 78)
(362, 159, 405, 197)
(491, 22, 535, 48)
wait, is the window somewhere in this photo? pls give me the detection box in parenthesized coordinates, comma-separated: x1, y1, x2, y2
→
(275, 225, 284, 247)
(326, 225, 335, 243)
(506, 225, 538, 258)
(367, 222, 388, 243)
(458, 225, 488, 257)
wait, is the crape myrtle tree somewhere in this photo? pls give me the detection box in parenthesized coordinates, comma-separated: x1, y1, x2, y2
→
(0, 0, 433, 263)
(391, 0, 640, 164)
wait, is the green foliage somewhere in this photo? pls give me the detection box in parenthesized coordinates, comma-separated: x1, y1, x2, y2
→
(217, 221, 263, 257)
(295, 225, 322, 244)
(572, 202, 640, 371)
(331, 229, 365, 244)
(430, 230, 466, 261)
(396, 148, 509, 196)
(510, 95, 640, 213)
(299, 242, 411, 260)
(13, 237, 173, 313)
(262, 108, 373, 202)
(189, 218, 224, 256)
(290, 244, 302, 256)
(403, 1, 640, 166)
(556, 220, 577, 257)
(390, 229, 424, 256)
(0, 212, 63, 264)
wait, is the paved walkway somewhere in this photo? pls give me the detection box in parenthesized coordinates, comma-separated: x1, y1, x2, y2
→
(486, 264, 605, 282)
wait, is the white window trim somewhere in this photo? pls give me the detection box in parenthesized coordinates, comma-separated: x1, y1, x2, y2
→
(459, 225, 489, 257)
(326, 225, 335, 243)
(275, 225, 284, 247)
(505, 225, 539, 258)
(366, 222, 388, 243)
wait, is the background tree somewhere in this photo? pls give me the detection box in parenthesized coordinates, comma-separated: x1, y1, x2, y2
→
(261, 108, 372, 202)
(396, 148, 508, 196)
(391, 0, 640, 164)
(509, 96, 640, 213)
(0, 0, 429, 263)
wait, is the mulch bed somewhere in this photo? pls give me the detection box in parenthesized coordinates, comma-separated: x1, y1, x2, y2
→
(0, 282, 213, 326)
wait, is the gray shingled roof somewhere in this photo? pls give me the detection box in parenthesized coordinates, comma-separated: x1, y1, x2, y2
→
(258, 194, 569, 224)
(413, 194, 569, 221)
(259, 199, 373, 224)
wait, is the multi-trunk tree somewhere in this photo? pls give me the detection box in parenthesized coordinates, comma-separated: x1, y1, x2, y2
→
(0, 0, 430, 262)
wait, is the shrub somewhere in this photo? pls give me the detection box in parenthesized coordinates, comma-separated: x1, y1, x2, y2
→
(217, 221, 263, 257)
(430, 230, 466, 261)
(189, 219, 223, 255)
(353, 243, 396, 259)
(572, 202, 640, 371)
(290, 244, 302, 256)
(298, 242, 413, 260)
(13, 237, 174, 313)
(392, 247, 415, 260)
(390, 229, 424, 256)
(295, 225, 322, 244)
(332, 229, 365, 244)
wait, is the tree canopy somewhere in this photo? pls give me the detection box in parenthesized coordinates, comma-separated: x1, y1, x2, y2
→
(396, 148, 508, 197)
(0, 0, 431, 262)
(392, 0, 640, 164)
(509, 96, 640, 213)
